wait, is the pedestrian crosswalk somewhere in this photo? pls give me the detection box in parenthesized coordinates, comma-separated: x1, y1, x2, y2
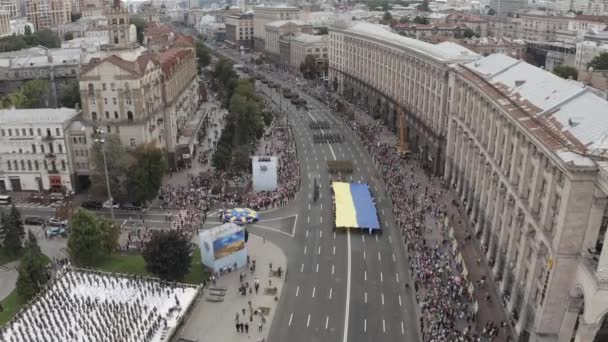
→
(13, 201, 55, 209)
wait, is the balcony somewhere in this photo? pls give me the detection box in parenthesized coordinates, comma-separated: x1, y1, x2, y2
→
(45, 153, 56, 159)
(41, 135, 55, 141)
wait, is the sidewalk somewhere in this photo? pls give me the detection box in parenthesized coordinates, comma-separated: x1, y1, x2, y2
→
(177, 236, 286, 342)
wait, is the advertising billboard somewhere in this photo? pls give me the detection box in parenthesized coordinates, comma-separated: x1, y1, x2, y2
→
(212, 230, 245, 260)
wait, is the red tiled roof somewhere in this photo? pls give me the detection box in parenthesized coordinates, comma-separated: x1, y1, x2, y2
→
(393, 23, 466, 30)
(82, 52, 159, 76)
(158, 48, 193, 75)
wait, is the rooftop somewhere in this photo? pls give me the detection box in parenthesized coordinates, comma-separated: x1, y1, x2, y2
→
(332, 22, 479, 63)
(462, 54, 608, 165)
(265, 19, 307, 28)
(292, 33, 327, 44)
(0, 107, 79, 125)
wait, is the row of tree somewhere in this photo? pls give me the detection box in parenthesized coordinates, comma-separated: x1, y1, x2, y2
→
(0, 78, 80, 110)
(0, 29, 61, 53)
(196, 41, 212, 73)
(89, 137, 167, 205)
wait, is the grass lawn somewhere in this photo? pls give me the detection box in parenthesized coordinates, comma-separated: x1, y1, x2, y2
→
(96, 249, 209, 285)
(0, 252, 51, 325)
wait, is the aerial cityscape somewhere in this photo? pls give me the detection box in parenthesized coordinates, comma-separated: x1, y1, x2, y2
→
(0, 0, 608, 341)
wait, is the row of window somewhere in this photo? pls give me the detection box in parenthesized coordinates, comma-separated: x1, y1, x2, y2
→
(90, 111, 133, 122)
(72, 136, 87, 145)
(74, 149, 89, 157)
(10, 143, 63, 155)
(88, 82, 131, 94)
(1, 127, 61, 138)
(6, 159, 66, 172)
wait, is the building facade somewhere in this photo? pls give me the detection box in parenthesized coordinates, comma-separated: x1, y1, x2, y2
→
(0, 108, 79, 192)
(441, 37, 527, 59)
(575, 40, 608, 71)
(0, 8, 9, 36)
(489, 0, 526, 16)
(224, 13, 254, 50)
(328, 22, 479, 174)
(289, 33, 328, 75)
(392, 23, 468, 43)
(264, 20, 311, 57)
(26, 0, 71, 30)
(445, 53, 608, 342)
(253, 5, 300, 50)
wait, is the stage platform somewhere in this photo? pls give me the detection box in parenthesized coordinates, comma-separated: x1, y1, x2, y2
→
(332, 182, 380, 231)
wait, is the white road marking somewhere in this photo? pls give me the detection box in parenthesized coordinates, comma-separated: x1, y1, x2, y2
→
(362, 235, 365, 243)
(396, 273, 400, 282)
(389, 235, 392, 243)
(329, 288, 333, 299)
(383, 319, 386, 333)
(378, 252, 381, 261)
(393, 253, 396, 262)
(289, 313, 293, 326)
(364, 271, 367, 281)
(307, 314, 311, 327)
(334, 232, 336, 239)
(333, 245, 335, 255)
(364, 319, 367, 333)
(343, 229, 352, 342)
(363, 251, 366, 260)
(296, 286, 299, 297)
(382, 209, 385, 216)
(316, 263, 319, 272)
(325, 316, 329, 330)
(304, 245, 307, 254)
(307, 216, 310, 223)
(318, 246, 321, 255)
(331, 264, 334, 275)
(401, 321, 405, 335)
(306, 230, 308, 237)
(321, 203, 323, 210)
(320, 216, 323, 223)
(381, 293, 384, 305)
(364, 292, 367, 303)
(375, 235, 378, 242)
(399, 295, 402, 306)
(301, 264, 304, 272)
(380, 271, 383, 282)
(320, 231, 322, 238)
(308, 203, 311, 210)
(312, 287, 316, 298)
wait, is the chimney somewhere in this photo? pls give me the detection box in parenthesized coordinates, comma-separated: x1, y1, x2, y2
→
(515, 80, 525, 87)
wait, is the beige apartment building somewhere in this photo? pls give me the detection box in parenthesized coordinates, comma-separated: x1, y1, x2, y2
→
(264, 20, 311, 57)
(225, 13, 254, 50)
(253, 5, 299, 50)
(445, 53, 608, 342)
(328, 22, 479, 174)
(289, 33, 327, 72)
(0, 8, 10, 35)
(26, 0, 71, 30)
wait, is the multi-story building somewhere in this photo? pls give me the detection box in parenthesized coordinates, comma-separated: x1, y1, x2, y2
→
(26, 0, 71, 30)
(445, 13, 489, 37)
(287, 33, 327, 75)
(445, 53, 608, 342)
(9, 17, 34, 35)
(439, 37, 527, 59)
(225, 13, 254, 50)
(489, 0, 526, 16)
(0, 46, 81, 107)
(264, 20, 311, 57)
(392, 23, 469, 43)
(0, 0, 18, 17)
(0, 107, 80, 192)
(253, 5, 300, 50)
(158, 48, 198, 167)
(328, 22, 480, 173)
(517, 13, 608, 43)
(0, 8, 10, 35)
(575, 40, 608, 71)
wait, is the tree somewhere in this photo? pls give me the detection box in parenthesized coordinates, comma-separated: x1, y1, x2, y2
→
(413, 16, 428, 24)
(0, 34, 27, 52)
(382, 11, 393, 24)
(212, 143, 232, 171)
(318, 27, 328, 35)
(127, 144, 167, 204)
(333, 76, 339, 92)
(1, 206, 25, 257)
(461, 28, 476, 39)
(2, 79, 50, 109)
(63, 32, 74, 41)
(130, 16, 145, 44)
(300, 54, 318, 79)
(196, 41, 211, 71)
(589, 52, 608, 70)
(487, 8, 496, 15)
(90, 134, 129, 203)
(67, 209, 119, 266)
(417, 0, 430, 12)
(24, 25, 32, 36)
(553, 65, 578, 80)
(60, 79, 80, 108)
(16, 231, 48, 300)
(231, 145, 251, 174)
(143, 230, 192, 281)
(399, 17, 410, 24)
(71, 13, 81, 22)
(33, 29, 60, 48)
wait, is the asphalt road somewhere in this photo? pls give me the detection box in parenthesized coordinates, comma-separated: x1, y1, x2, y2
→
(210, 46, 422, 342)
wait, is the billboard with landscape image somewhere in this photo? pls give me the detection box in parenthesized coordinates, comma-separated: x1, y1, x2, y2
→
(213, 230, 245, 260)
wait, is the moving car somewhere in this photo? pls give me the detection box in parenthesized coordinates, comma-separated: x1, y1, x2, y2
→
(24, 216, 45, 226)
(81, 200, 102, 210)
(48, 217, 67, 227)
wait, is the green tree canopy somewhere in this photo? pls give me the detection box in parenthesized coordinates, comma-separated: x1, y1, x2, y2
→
(63, 32, 74, 41)
(196, 41, 211, 71)
(60, 79, 81, 108)
(1, 79, 50, 109)
(16, 231, 48, 300)
(24, 25, 32, 36)
(553, 64, 578, 80)
(90, 134, 129, 203)
(487, 8, 496, 15)
(589, 52, 608, 70)
(417, 0, 430, 12)
(413, 16, 428, 24)
(33, 29, 61, 48)
(67, 209, 119, 266)
(318, 27, 328, 35)
(461, 28, 477, 39)
(300, 54, 318, 79)
(143, 230, 192, 281)
(1, 206, 25, 258)
(127, 144, 167, 204)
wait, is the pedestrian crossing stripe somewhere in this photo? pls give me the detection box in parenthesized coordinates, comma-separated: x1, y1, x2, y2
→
(14, 202, 53, 208)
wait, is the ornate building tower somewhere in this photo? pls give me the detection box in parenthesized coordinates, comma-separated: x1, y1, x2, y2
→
(107, 0, 136, 49)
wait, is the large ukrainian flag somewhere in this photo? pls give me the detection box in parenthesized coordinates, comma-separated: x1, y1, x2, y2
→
(333, 182, 380, 230)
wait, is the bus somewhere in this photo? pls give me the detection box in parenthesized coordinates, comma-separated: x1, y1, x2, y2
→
(0, 195, 11, 205)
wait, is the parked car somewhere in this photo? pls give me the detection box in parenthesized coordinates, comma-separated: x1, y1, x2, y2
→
(48, 217, 67, 227)
(103, 200, 120, 209)
(121, 202, 142, 211)
(49, 192, 65, 202)
(81, 200, 102, 210)
(24, 216, 45, 226)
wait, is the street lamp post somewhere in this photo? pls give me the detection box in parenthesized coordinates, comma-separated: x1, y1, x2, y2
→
(94, 131, 115, 219)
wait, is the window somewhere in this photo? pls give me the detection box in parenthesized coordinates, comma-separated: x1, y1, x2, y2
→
(111, 83, 115, 91)
(105, 111, 110, 119)
(7, 161, 11, 170)
(1, 129, 4, 136)
(104, 98, 108, 105)
(126, 98, 132, 105)
(29, 128, 33, 136)
(75, 150, 79, 157)
(114, 111, 119, 119)
(15, 129, 19, 136)
(43, 160, 47, 170)
(127, 111, 133, 121)
(22, 128, 26, 136)
(41, 144, 45, 153)
(27, 160, 32, 170)
(92, 112, 98, 121)
(37, 128, 41, 136)
(20, 160, 24, 170)
(61, 160, 66, 171)
(130, 138, 136, 147)
(113, 98, 117, 105)
(34, 160, 39, 170)
(102, 83, 107, 91)
(56, 128, 60, 136)
(32, 144, 36, 153)
(73, 137, 77, 144)
(83, 137, 87, 144)
(91, 98, 96, 105)
(88, 83, 94, 94)
(7, 129, 10, 136)
(58, 144, 63, 153)
(107, 125, 111, 133)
